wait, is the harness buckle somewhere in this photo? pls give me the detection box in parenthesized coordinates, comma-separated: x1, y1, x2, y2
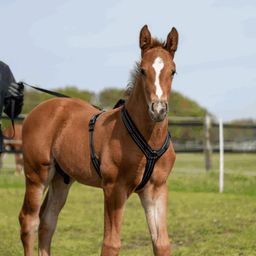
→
(148, 150, 159, 160)
(89, 117, 97, 132)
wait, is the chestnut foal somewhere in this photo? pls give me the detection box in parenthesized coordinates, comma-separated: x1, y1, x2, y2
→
(19, 25, 178, 256)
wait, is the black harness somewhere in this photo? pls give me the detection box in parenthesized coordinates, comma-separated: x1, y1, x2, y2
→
(89, 111, 105, 178)
(89, 106, 171, 191)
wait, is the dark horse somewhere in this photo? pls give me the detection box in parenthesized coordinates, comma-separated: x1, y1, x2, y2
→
(19, 25, 178, 256)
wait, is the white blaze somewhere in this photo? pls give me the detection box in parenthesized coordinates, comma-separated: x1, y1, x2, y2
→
(152, 57, 164, 99)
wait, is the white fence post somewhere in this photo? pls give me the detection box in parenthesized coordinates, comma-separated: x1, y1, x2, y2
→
(219, 118, 224, 193)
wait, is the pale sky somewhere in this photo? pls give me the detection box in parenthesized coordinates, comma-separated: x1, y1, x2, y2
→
(1, 0, 256, 121)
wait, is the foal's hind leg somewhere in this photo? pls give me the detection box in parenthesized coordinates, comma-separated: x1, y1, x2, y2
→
(38, 171, 73, 256)
(19, 165, 50, 256)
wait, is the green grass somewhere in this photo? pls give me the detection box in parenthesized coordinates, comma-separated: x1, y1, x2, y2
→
(0, 153, 255, 255)
(171, 153, 256, 196)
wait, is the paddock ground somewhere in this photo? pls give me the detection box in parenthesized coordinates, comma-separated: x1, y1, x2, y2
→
(0, 153, 255, 256)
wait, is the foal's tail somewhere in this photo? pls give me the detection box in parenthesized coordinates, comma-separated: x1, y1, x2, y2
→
(54, 160, 70, 184)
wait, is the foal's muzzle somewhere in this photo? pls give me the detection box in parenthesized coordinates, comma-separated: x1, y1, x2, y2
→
(149, 101, 168, 122)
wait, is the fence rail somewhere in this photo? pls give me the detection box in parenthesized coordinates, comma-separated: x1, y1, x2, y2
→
(2, 114, 256, 171)
(169, 116, 256, 129)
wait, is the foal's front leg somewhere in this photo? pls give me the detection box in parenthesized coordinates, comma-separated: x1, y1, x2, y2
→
(139, 184, 171, 256)
(101, 183, 127, 256)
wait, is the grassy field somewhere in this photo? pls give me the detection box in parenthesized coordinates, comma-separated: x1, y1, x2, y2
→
(0, 153, 255, 255)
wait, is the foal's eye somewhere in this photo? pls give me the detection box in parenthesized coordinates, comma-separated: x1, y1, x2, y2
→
(171, 70, 177, 77)
(140, 68, 146, 76)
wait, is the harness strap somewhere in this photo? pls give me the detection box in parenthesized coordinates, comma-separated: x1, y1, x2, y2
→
(89, 106, 171, 191)
(121, 107, 171, 191)
(89, 112, 105, 178)
(121, 107, 171, 160)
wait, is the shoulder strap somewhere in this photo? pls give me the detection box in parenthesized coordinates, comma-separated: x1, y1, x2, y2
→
(89, 112, 105, 178)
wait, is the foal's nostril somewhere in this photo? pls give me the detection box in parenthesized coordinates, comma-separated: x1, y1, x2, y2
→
(159, 108, 165, 115)
(151, 101, 167, 114)
(149, 101, 168, 122)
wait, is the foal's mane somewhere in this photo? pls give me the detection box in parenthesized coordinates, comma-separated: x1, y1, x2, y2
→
(125, 38, 166, 97)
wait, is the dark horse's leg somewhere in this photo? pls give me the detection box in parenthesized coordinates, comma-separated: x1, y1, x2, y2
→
(19, 163, 52, 256)
(38, 170, 73, 256)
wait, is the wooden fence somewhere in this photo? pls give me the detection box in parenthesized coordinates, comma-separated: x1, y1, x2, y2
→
(2, 114, 256, 171)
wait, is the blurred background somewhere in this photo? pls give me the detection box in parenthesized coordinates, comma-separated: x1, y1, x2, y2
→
(0, 1, 255, 255)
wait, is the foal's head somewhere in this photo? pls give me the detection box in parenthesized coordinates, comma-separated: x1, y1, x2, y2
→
(138, 25, 178, 122)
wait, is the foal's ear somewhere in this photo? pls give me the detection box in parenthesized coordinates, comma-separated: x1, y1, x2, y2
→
(140, 25, 152, 53)
(165, 27, 179, 58)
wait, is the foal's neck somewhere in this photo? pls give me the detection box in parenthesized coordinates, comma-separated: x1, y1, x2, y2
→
(125, 76, 168, 149)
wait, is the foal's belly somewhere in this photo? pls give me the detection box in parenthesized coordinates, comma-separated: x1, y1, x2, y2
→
(52, 134, 102, 188)
(53, 149, 103, 188)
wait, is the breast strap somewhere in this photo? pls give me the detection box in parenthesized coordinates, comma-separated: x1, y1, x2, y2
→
(89, 106, 171, 191)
